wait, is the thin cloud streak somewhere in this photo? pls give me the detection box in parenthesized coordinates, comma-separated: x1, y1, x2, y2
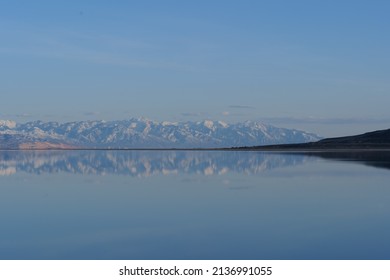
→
(261, 117, 390, 125)
(181, 112, 202, 117)
(229, 105, 256, 109)
(83, 112, 101, 117)
(0, 22, 182, 70)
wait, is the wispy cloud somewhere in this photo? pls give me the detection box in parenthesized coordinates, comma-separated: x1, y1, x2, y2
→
(0, 113, 34, 120)
(261, 116, 390, 125)
(229, 105, 256, 110)
(15, 113, 33, 118)
(0, 22, 182, 70)
(181, 112, 203, 117)
(83, 111, 101, 117)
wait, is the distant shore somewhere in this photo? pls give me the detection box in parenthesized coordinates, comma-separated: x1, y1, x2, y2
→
(2, 147, 390, 152)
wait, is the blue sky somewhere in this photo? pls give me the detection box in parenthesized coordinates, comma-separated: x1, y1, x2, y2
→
(1, 0, 389, 137)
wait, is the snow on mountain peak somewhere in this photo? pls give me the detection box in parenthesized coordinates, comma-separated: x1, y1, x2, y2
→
(204, 120, 214, 129)
(218, 121, 228, 128)
(162, 121, 178, 126)
(0, 120, 16, 129)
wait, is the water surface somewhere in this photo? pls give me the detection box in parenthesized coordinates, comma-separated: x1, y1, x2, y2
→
(0, 150, 389, 259)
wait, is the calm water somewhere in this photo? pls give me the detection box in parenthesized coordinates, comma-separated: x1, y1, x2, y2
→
(0, 150, 389, 260)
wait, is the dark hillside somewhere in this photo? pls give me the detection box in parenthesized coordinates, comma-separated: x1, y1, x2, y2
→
(239, 128, 390, 150)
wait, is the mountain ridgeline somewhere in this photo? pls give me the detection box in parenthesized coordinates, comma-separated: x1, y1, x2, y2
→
(0, 118, 321, 149)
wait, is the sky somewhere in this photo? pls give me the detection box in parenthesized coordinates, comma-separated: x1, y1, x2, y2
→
(1, 0, 389, 137)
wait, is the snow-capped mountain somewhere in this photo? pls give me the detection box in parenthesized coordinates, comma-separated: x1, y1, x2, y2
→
(0, 118, 321, 149)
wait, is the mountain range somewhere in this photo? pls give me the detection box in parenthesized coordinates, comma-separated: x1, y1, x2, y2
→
(0, 118, 321, 149)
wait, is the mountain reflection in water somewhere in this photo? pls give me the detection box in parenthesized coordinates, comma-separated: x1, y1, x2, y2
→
(0, 150, 314, 176)
(1, 150, 390, 177)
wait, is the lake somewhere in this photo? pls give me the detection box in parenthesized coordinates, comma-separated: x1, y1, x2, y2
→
(0, 150, 389, 260)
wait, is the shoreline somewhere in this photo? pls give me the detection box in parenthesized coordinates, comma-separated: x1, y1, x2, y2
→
(2, 147, 390, 152)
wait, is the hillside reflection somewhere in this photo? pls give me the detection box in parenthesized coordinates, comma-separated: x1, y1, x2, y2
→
(298, 151, 390, 171)
(0, 150, 312, 177)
